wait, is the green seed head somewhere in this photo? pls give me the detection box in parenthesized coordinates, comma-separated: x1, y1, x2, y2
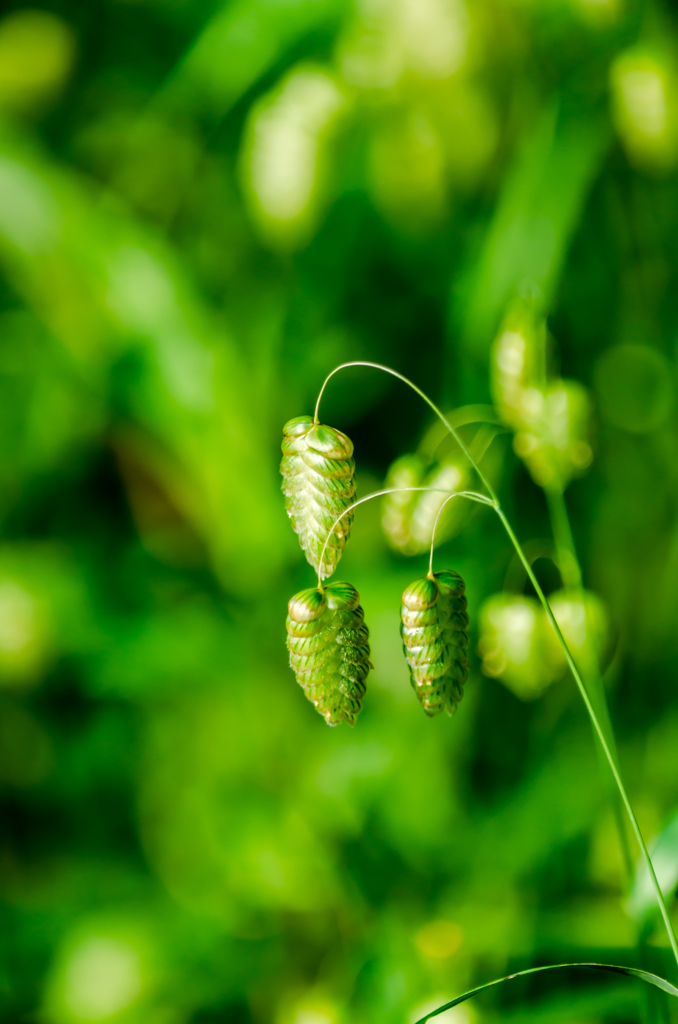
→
(381, 422, 495, 555)
(477, 593, 561, 700)
(286, 580, 372, 726)
(491, 302, 593, 490)
(400, 570, 470, 717)
(512, 380, 593, 490)
(281, 416, 356, 579)
(478, 588, 608, 701)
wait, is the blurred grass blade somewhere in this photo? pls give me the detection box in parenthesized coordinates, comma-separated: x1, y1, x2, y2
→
(413, 963, 678, 1023)
(628, 810, 678, 922)
(455, 103, 609, 354)
(166, 0, 343, 116)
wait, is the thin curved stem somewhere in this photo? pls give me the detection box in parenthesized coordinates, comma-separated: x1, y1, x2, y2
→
(419, 406, 504, 462)
(428, 493, 462, 576)
(313, 362, 499, 506)
(496, 507, 678, 971)
(414, 962, 678, 1023)
(543, 484, 655, 1017)
(314, 362, 678, 971)
(316, 487, 491, 588)
(543, 486, 632, 865)
(502, 540, 559, 594)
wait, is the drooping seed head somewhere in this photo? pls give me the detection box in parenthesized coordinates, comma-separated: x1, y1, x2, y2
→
(286, 580, 372, 726)
(491, 302, 593, 490)
(512, 380, 593, 490)
(281, 416, 356, 578)
(477, 593, 560, 700)
(477, 588, 608, 701)
(381, 424, 496, 556)
(400, 570, 470, 717)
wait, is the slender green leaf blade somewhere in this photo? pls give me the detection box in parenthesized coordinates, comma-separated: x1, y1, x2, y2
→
(413, 963, 678, 1023)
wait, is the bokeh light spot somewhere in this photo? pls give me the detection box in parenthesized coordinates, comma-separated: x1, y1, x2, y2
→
(0, 10, 75, 110)
(61, 937, 143, 1021)
(415, 919, 464, 959)
(595, 343, 673, 433)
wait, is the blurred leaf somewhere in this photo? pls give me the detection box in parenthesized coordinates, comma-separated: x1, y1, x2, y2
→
(627, 809, 678, 923)
(456, 104, 609, 353)
(0, 131, 287, 590)
(166, 0, 344, 117)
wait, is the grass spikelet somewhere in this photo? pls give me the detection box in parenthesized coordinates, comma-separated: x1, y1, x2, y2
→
(281, 416, 356, 579)
(400, 570, 470, 717)
(286, 580, 372, 726)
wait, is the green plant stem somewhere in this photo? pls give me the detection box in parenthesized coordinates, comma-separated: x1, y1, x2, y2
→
(544, 485, 661, 1021)
(544, 484, 582, 590)
(313, 361, 499, 504)
(497, 507, 678, 972)
(544, 484, 633, 877)
(316, 487, 490, 588)
(428, 492, 461, 576)
(315, 361, 678, 975)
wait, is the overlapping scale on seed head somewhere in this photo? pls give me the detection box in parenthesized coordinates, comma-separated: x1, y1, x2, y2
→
(400, 569, 469, 717)
(286, 580, 371, 726)
(281, 416, 356, 578)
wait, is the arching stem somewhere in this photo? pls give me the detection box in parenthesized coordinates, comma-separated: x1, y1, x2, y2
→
(543, 483, 658, 1019)
(316, 487, 491, 588)
(496, 507, 678, 970)
(428, 493, 462, 577)
(313, 362, 499, 506)
(314, 362, 678, 974)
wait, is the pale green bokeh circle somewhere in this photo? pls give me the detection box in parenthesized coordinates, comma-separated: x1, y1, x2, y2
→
(594, 343, 674, 433)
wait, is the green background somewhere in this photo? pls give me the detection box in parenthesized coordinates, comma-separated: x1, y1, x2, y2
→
(1, 0, 678, 1021)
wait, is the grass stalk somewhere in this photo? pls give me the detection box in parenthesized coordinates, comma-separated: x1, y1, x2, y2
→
(544, 485, 632, 871)
(544, 483, 665, 1021)
(315, 361, 678, 976)
(316, 488, 490, 589)
(497, 507, 678, 972)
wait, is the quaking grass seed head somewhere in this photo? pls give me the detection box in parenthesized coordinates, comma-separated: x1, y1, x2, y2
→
(281, 416, 356, 579)
(477, 593, 559, 701)
(286, 580, 372, 727)
(400, 570, 470, 717)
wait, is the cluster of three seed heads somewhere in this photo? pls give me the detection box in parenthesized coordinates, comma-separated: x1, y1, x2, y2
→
(281, 415, 470, 726)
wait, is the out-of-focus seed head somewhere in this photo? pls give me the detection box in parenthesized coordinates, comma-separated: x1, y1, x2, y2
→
(491, 301, 593, 490)
(478, 593, 560, 701)
(478, 588, 608, 700)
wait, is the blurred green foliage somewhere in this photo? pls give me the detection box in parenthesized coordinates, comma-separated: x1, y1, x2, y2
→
(2, 0, 678, 1023)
